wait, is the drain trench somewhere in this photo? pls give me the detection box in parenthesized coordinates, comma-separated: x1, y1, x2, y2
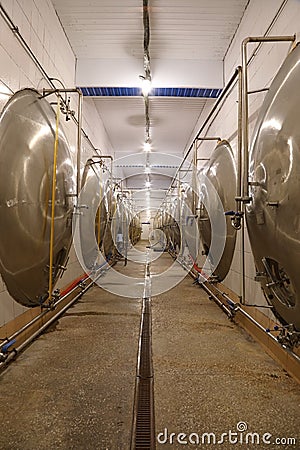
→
(131, 254, 156, 449)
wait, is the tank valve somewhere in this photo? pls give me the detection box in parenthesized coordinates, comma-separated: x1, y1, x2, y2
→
(266, 201, 279, 207)
(225, 210, 243, 230)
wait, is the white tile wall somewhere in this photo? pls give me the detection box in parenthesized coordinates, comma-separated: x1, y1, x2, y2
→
(0, 0, 113, 326)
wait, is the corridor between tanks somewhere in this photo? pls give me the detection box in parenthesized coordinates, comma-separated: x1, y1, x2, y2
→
(0, 242, 299, 450)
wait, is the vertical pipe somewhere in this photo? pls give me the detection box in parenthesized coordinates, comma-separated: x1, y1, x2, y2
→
(241, 35, 295, 202)
(236, 65, 245, 304)
(240, 206, 246, 305)
(240, 35, 295, 303)
(77, 90, 83, 198)
(241, 38, 250, 202)
(97, 167, 102, 248)
(192, 141, 197, 215)
(236, 66, 243, 212)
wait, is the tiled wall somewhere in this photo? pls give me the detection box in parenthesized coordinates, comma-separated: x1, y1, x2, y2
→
(195, 0, 300, 320)
(0, 0, 113, 326)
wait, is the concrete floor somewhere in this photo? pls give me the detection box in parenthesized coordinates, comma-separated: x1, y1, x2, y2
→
(152, 253, 300, 450)
(0, 246, 299, 450)
(0, 284, 141, 450)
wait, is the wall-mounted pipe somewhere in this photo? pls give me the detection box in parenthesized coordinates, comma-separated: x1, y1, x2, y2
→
(237, 66, 245, 304)
(92, 155, 114, 212)
(0, 274, 88, 354)
(236, 66, 243, 212)
(168, 67, 239, 193)
(77, 91, 83, 196)
(196, 137, 221, 141)
(199, 281, 300, 364)
(0, 261, 113, 369)
(0, 278, 95, 369)
(42, 88, 84, 198)
(201, 282, 233, 318)
(0, 3, 99, 157)
(241, 35, 295, 202)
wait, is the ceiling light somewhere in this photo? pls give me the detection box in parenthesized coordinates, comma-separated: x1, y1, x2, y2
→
(143, 141, 151, 152)
(145, 180, 151, 188)
(145, 166, 151, 174)
(140, 75, 152, 96)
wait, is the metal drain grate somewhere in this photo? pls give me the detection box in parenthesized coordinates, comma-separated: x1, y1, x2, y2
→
(131, 288, 155, 449)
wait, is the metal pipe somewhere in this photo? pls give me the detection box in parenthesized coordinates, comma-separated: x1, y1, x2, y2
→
(201, 283, 300, 364)
(196, 137, 221, 141)
(169, 67, 240, 192)
(236, 72, 245, 307)
(236, 304, 274, 333)
(236, 66, 243, 211)
(192, 141, 197, 215)
(0, 4, 100, 156)
(201, 283, 233, 318)
(241, 40, 250, 203)
(99, 155, 114, 182)
(0, 3, 54, 89)
(94, 156, 114, 206)
(248, 88, 269, 94)
(77, 90, 83, 197)
(0, 280, 86, 351)
(240, 211, 246, 304)
(42, 88, 84, 198)
(0, 279, 93, 369)
(241, 35, 295, 202)
(0, 265, 112, 369)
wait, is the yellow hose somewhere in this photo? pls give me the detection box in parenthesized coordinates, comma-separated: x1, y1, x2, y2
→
(48, 98, 60, 303)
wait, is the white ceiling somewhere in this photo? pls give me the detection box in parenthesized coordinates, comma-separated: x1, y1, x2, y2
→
(53, 0, 248, 61)
(93, 96, 208, 156)
(51, 0, 249, 216)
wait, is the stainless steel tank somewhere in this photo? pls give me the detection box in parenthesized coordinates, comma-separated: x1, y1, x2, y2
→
(166, 200, 181, 252)
(198, 140, 237, 281)
(79, 160, 109, 269)
(246, 43, 300, 330)
(103, 186, 117, 260)
(112, 194, 131, 258)
(180, 184, 199, 261)
(129, 214, 141, 246)
(0, 89, 75, 306)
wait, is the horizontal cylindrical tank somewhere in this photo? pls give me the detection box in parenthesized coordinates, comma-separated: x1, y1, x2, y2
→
(197, 140, 237, 281)
(246, 43, 300, 330)
(0, 89, 75, 306)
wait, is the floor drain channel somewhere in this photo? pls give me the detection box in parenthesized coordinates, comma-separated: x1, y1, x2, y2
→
(131, 262, 155, 449)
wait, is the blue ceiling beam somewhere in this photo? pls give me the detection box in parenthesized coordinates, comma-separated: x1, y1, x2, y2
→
(79, 87, 222, 98)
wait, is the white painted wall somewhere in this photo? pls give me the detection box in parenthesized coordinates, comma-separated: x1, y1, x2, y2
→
(0, 0, 113, 327)
(194, 0, 300, 320)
